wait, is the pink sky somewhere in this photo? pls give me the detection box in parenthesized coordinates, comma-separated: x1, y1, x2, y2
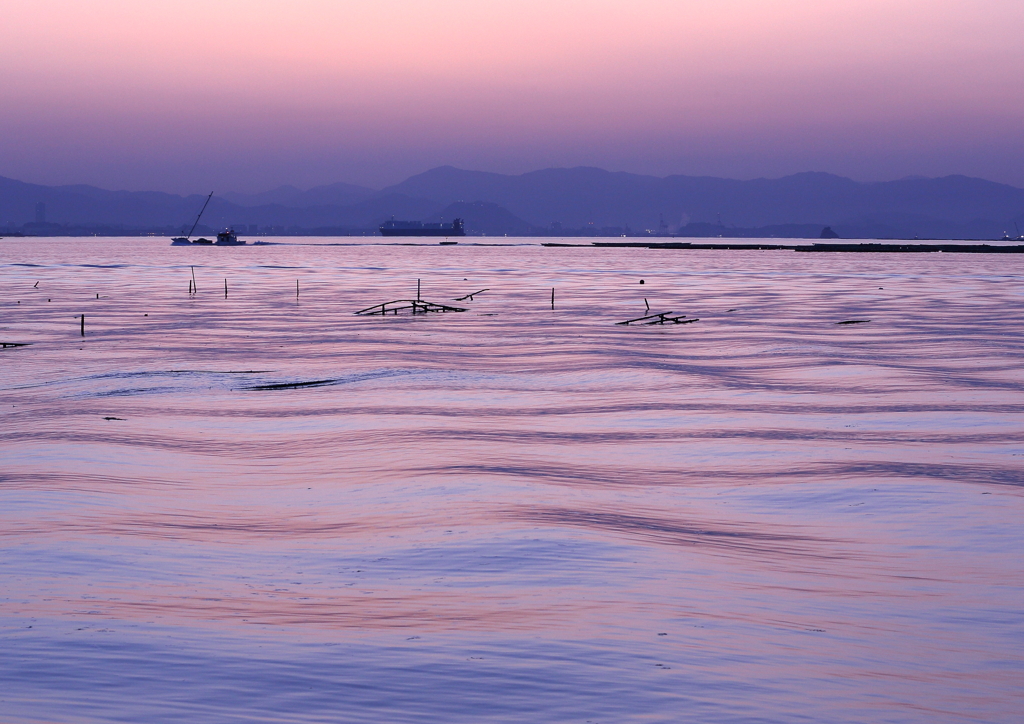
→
(2, 0, 1023, 192)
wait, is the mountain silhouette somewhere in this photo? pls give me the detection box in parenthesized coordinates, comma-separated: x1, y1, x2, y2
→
(2, 167, 1023, 239)
(427, 201, 538, 236)
(379, 167, 1024, 236)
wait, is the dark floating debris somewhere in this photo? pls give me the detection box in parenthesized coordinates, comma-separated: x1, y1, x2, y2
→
(247, 379, 337, 391)
(801, 242, 1024, 254)
(453, 289, 489, 302)
(103, 416, 125, 421)
(355, 299, 467, 316)
(1, 342, 31, 348)
(837, 319, 871, 325)
(617, 311, 698, 326)
(588, 240, 1024, 253)
(169, 369, 271, 374)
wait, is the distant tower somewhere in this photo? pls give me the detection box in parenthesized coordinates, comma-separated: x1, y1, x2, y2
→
(35, 202, 46, 223)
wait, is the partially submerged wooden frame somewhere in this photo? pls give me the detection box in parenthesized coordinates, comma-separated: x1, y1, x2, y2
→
(355, 299, 468, 316)
(453, 289, 489, 301)
(617, 311, 697, 326)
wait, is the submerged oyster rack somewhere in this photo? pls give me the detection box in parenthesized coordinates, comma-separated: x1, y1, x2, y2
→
(453, 288, 489, 302)
(617, 311, 697, 326)
(355, 299, 468, 316)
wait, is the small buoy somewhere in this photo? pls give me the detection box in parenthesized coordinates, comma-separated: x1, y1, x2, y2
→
(639, 279, 645, 285)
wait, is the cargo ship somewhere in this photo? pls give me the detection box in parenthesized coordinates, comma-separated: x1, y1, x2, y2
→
(379, 218, 465, 237)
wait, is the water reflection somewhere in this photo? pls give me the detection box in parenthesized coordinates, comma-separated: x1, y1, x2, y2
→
(1, 238, 1022, 723)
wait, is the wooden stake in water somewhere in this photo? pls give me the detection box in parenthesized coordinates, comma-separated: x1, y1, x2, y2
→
(188, 279, 192, 294)
(224, 279, 228, 299)
(551, 288, 555, 310)
(191, 266, 197, 293)
(417, 278, 421, 301)
(645, 297, 650, 312)
(296, 279, 299, 299)
(80, 314, 84, 337)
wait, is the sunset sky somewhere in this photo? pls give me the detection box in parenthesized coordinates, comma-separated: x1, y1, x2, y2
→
(3, 0, 1023, 192)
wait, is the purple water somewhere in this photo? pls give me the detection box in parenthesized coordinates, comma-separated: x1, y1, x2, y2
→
(2, 237, 1022, 723)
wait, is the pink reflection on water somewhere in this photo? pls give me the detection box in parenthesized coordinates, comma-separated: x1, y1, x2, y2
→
(1, 238, 1022, 722)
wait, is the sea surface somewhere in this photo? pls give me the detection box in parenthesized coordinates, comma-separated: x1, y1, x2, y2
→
(1, 237, 1022, 723)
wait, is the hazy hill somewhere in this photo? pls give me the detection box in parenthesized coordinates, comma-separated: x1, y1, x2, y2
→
(0, 176, 434, 232)
(0, 176, 219, 228)
(222, 181, 376, 209)
(427, 201, 539, 236)
(380, 167, 1024, 236)
(3, 167, 1023, 238)
(220, 185, 305, 207)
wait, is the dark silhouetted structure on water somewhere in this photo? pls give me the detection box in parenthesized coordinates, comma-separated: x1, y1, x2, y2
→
(379, 218, 465, 237)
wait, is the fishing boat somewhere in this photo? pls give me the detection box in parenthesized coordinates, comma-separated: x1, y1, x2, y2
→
(215, 229, 246, 245)
(171, 192, 214, 245)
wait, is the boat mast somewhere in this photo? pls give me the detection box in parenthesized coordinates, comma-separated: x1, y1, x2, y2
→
(186, 192, 214, 240)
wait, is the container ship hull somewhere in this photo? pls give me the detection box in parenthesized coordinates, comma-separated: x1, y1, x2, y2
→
(380, 218, 465, 237)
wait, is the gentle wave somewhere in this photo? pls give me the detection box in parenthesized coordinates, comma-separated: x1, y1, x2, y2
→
(1, 237, 1022, 723)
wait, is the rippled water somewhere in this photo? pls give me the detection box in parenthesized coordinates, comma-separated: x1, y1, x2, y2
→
(2, 237, 1022, 723)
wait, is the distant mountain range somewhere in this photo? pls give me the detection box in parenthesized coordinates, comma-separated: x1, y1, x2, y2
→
(2, 167, 1023, 239)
